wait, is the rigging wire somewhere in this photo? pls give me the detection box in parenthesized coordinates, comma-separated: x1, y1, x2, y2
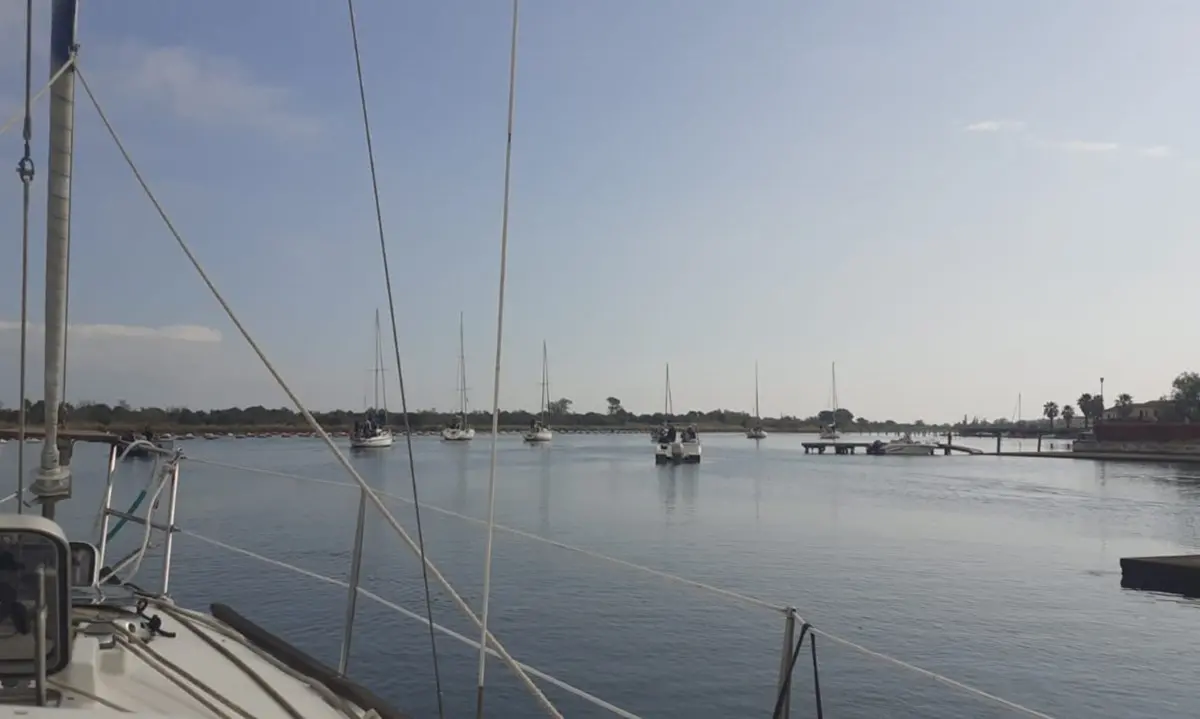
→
(13, 0, 37, 515)
(73, 67, 561, 719)
(476, 2, 521, 716)
(341, 0, 444, 714)
(0, 57, 76, 138)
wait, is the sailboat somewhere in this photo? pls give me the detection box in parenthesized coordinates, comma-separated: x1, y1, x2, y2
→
(819, 361, 841, 439)
(746, 362, 768, 439)
(654, 363, 701, 464)
(441, 312, 476, 441)
(349, 309, 394, 449)
(523, 341, 553, 443)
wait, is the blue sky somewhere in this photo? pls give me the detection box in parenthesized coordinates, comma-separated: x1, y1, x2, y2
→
(0, 0, 1198, 421)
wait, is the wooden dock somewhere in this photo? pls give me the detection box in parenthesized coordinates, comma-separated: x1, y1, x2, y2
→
(801, 441, 982, 455)
(1120, 555, 1200, 598)
(801, 441, 872, 455)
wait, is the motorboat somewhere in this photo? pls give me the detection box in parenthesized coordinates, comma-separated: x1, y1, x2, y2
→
(654, 425, 702, 464)
(868, 432, 936, 456)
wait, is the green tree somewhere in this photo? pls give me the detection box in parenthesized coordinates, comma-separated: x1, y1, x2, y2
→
(1077, 393, 1094, 428)
(1088, 395, 1106, 422)
(606, 397, 624, 415)
(1171, 372, 1200, 421)
(1061, 403, 1075, 428)
(1043, 401, 1059, 428)
(1115, 393, 1134, 419)
(547, 398, 573, 416)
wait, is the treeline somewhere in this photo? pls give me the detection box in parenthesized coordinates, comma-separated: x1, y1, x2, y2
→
(0, 399, 952, 433)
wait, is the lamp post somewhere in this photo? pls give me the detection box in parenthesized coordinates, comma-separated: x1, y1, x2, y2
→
(1100, 377, 1105, 418)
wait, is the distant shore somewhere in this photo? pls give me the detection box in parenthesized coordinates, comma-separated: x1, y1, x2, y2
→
(0, 422, 951, 437)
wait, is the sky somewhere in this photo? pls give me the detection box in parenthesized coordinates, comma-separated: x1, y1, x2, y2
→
(0, 0, 1198, 422)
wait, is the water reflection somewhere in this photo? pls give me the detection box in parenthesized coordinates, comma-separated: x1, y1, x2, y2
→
(537, 449, 552, 533)
(657, 465, 698, 518)
(658, 471, 677, 516)
(451, 444, 469, 512)
(679, 465, 698, 515)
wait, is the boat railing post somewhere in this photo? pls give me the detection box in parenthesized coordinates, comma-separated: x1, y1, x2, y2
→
(34, 564, 47, 706)
(95, 443, 118, 567)
(774, 606, 797, 719)
(339, 486, 369, 675)
(158, 458, 181, 595)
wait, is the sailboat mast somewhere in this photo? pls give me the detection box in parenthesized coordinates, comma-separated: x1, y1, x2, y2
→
(372, 309, 381, 410)
(34, 0, 79, 519)
(664, 363, 673, 416)
(754, 362, 760, 420)
(458, 312, 468, 421)
(540, 340, 549, 421)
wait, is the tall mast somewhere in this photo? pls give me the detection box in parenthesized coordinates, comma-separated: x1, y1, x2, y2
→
(458, 312, 468, 421)
(33, 0, 79, 520)
(664, 363, 673, 416)
(372, 309, 381, 410)
(754, 361, 760, 420)
(831, 362, 839, 412)
(540, 340, 549, 422)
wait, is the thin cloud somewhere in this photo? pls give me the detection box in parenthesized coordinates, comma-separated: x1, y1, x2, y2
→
(0, 321, 222, 343)
(963, 120, 1026, 133)
(1139, 145, 1171, 158)
(109, 42, 321, 140)
(1053, 140, 1120, 153)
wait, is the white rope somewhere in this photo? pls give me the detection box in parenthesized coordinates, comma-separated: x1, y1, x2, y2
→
(0, 56, 75, 137)
(179, 454, 1060, 718)
(477, 0, 521, 712)
(181, 530, 643, 719)
(72, 66, 561, 719)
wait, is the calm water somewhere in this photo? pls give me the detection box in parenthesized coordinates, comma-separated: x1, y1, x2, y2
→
(3, 433, 1199, 718)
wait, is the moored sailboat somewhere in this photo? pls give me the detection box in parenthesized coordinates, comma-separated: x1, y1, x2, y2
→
(442, 312, 476, 441)
(523, 341, 553, 443)
(349, 309, 394, 449)
(746, 361, 767, 439)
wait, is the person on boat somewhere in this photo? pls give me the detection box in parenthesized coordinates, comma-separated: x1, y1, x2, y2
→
(666, 425, 678, 443)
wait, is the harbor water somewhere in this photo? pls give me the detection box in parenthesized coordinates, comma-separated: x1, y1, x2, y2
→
(4, 432, 1198, 718)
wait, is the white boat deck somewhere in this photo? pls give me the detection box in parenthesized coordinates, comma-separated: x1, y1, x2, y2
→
(33, 601, 374, 717)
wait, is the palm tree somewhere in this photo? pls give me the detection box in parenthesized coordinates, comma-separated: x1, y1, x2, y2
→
(1115, 393, 1134, 419)
(1043, 401, 1060, 428)
(1077, 393, 1094, 428)
(1061, 404, 1075, 428)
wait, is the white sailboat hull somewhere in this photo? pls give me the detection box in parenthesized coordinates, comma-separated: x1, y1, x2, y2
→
(819, 429, 839, 440)
(655, 440, 701, 464)
(442, 427, 476, 441)
(350, 430, 394, 448)
(746, 428, 767, 439)
(523, 428, 553, 442)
